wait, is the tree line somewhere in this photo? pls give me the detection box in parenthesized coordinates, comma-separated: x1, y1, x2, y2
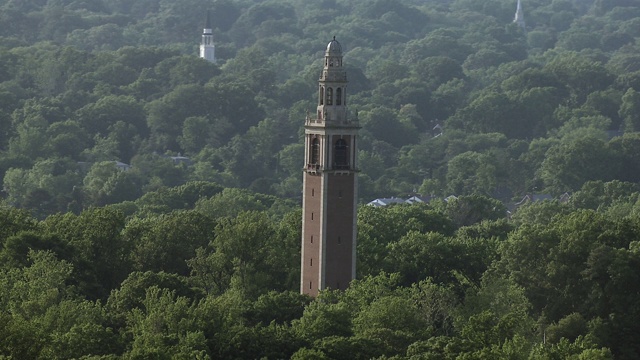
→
(1, 180, 640, 358)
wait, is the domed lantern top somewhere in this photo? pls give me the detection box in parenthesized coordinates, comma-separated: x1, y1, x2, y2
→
(326, 36, 342, 55)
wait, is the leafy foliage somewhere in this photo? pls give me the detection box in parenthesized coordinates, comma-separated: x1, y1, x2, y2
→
(1, 0, 640, 358)
(0, 182, 639, 357)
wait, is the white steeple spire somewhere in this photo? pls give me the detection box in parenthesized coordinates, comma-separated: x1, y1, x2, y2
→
(514, 0, 525, 30)
(200, 10, 216, 63)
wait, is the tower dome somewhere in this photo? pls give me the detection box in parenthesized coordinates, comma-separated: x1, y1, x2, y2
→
(326, 36, 342, 54)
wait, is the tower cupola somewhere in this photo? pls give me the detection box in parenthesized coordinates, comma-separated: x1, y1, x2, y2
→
(323, 36, 343, 69)
(313, 36, 350, 125)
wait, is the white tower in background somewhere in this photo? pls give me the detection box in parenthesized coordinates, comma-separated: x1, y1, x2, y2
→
(514, 0, 526, 30)
(200, 11, 216, 63)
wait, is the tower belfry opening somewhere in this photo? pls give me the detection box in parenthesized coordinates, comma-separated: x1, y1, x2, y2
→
(301, 38, 359, 297)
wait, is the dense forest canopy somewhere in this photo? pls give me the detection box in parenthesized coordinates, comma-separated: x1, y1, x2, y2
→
(3, 186, 640, 358)
(1, 0, 640, 213)
(2, 0, 640, 358)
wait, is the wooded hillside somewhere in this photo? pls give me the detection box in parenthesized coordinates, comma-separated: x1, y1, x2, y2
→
(2, 0, 640, 358)
(1, 0, 640, 214)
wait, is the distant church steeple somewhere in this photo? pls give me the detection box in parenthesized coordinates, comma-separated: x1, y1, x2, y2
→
(200, 10, 216, 63)
(513, 0, 526, 30)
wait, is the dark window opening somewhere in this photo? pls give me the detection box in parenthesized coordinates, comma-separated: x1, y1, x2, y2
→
(312, 188, 315, 196)
(310, 138, 319, 165)
(334, 139, 348, 169)
(311, 212, 314, 220)
(310, 258, 313, 266)
(309, 281, 312, 289)
(319, 87, 324, 105)
(336, 88, 342, 105)
(311, 235, 313, 243)
(338, 236, 341, 244)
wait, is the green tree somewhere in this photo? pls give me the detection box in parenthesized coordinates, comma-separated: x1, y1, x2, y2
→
(545, 313, 588, 344)
(290, 347, 329, 360)
(384, 231, 457, 286)
(292, 292, 352, 342)
(544, 52, 613, 103)
(66, 23, 126, 51)
(45, 120, 90, 159)
(511, 200, 573, 227)
(2, 158, 83, 216)
(81, 121, 145, 163)
(105, 270, 199, 332)
(357, 204, 454, 277)
(125, 210, 215, 276)
(0, 231, 69, 269)
(130, 153, 186, 189)
(246, 290, 311, 326)
(188, 210, 293, 297)
(448, 90, 519, 137)
(0, 250, 72, 318)
(155, 55, 220, 87)
(353, 295, 427, 356)
(540, 136, 618, 193)
(430, 78, 469, 121)
(8, 103, 50, 159)
(125, 286, 209, 359)
(194, 188, 272, 219)
(445, 151, 497, 195)
(43, 207, 130, 299)
(0, 250, 71, 358)
(0, 207, 39, 247)
(618, 87, 640, 132)
(214, 211, 281, 297)
(82, 161, 144, 206)
(179, 116, 229, 155)
(413, 56, 465, 90)
(361, 106, 417, 147)
(608, 133, 640, 183)
(570, 180, 640, 211)
(135, 181, 223, 214)
(453, 275, 535, 358)
(439, 194, 507, 228)
(75, 95, 147, 136)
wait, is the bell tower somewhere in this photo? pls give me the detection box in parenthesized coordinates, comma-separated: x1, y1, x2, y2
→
(513, 0, 526, 30)
(200, 10, 216, 63)
(301, 37, 359, 297)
